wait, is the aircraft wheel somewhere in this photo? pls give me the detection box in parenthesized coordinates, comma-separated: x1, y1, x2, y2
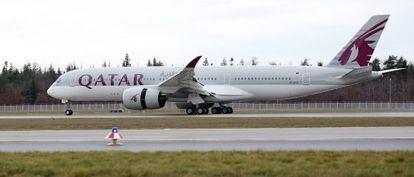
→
(202, 107, 209, 114)
(227, 107, 233, 114)
(221, 107, 229, 114)
(211, 107, 221, 114)
(186, 107, 196, 115)
(65, 109, 73, 116)
(196, 107, 205, 114)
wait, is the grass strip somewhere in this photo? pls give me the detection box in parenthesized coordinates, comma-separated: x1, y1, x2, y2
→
(0, 151, 413, 177)
(0, 117, 413, 130)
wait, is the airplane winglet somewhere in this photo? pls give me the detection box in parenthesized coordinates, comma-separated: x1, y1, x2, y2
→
(185, 56, 202, 68)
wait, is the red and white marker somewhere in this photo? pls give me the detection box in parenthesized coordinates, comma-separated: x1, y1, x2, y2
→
(105, 127, 124, 146)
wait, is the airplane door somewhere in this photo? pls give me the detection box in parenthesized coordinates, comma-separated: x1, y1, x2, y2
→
(224, 74, 230, 85)
(302, 71, 310, 85)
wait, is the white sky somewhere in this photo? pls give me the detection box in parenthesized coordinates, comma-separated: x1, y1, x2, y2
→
(0, 0, 413, 69)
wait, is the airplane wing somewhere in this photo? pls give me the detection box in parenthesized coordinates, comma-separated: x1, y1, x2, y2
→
(157, 56, 211, 97)
(157, 56, 254, 104)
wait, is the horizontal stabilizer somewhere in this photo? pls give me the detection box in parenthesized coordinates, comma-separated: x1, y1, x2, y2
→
(340, 67, 372, 79)
(378, 68, 406, 74)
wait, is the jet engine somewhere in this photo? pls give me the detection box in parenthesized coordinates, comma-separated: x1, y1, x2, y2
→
(122, 86, 167, 110)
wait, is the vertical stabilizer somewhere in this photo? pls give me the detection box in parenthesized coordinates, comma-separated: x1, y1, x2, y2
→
(327, 15, 389, 68)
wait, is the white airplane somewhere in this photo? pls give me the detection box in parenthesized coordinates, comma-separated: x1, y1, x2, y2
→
(47, 15, 401, 115)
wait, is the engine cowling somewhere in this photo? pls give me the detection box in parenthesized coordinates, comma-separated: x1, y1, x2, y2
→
(122, 87, 167, 110)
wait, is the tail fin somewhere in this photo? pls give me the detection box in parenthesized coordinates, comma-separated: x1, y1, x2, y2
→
(327, 15, 390, 68)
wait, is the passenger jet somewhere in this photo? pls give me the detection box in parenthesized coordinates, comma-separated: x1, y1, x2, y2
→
(47, 15, 401, 115)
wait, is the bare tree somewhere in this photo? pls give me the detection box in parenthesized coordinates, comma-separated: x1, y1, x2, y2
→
(221, 58, 227, 66)
(250, 57, 258, 66)
(239, 59, 245, 66)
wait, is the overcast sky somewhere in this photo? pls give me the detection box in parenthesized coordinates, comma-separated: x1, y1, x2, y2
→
(0, 0, 413, 69)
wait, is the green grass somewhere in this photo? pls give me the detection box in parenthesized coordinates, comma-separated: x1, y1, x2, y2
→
(0, 151, 413, 177)
(0, 117, 413, 130)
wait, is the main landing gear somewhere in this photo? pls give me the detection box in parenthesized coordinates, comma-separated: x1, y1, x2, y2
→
(211, 106, 233, 114)
(62, 100, 73, 116)
(185, 107, 209, 115)
(185, 106, 233, 115)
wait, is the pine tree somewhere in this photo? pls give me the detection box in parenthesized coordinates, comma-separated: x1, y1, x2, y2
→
(221, 58, 227, 66)
(21, 79, 38, 104)
(396, 56, 408, 68)
(230, 57, 234, 66)
(122, 53, 131, 67)
(407, 64, 414, 78)
(147, 59, 152, 67)
(152, 58, 157, 66)
(317, 61, 323, 67)
(383, 55, 397, 70)
(202, 58, 209, 66)
(57, 68, 62, 76)
(65, 63, 78, 72)
(155, 58, 164, 66)
(2, 61, 8, 74)
(370, 58, 381, 71)
(301, 58, 310, 66)
(46, 65, 57, 80)
(0, 61, 7, 91)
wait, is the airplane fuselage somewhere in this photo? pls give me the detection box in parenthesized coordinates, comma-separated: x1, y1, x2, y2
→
(47, 65, 380, 103)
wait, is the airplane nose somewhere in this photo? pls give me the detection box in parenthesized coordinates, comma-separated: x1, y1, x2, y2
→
(47, 86, 54, 97)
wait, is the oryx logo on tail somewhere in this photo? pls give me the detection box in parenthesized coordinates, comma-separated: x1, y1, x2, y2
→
(339, 19, 388, 66)
(327, 15, 389, 69)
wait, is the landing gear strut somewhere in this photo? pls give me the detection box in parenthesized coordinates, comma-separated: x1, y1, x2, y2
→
(63, 100, 73, 116)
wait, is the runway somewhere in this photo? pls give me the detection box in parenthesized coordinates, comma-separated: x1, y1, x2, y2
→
(1, 111, 414, 119)
(1, 127, 413, 151)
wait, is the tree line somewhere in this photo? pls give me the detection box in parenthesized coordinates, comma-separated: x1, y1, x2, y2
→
(0, 54, 412, 105)
(290, 55, 414, 103)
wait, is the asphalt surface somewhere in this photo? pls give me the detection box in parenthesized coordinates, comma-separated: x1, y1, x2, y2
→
(1, 112, 414, 119)
(1, 127, 413, 151)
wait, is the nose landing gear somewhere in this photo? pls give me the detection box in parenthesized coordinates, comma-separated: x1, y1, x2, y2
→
(65, 109, 73, 116)
(62, 100, 73, 116)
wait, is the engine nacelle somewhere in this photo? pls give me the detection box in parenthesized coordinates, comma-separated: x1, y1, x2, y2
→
(122, 87, 167, 110)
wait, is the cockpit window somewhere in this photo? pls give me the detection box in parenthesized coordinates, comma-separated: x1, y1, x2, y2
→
(52, 76, 64, 86)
